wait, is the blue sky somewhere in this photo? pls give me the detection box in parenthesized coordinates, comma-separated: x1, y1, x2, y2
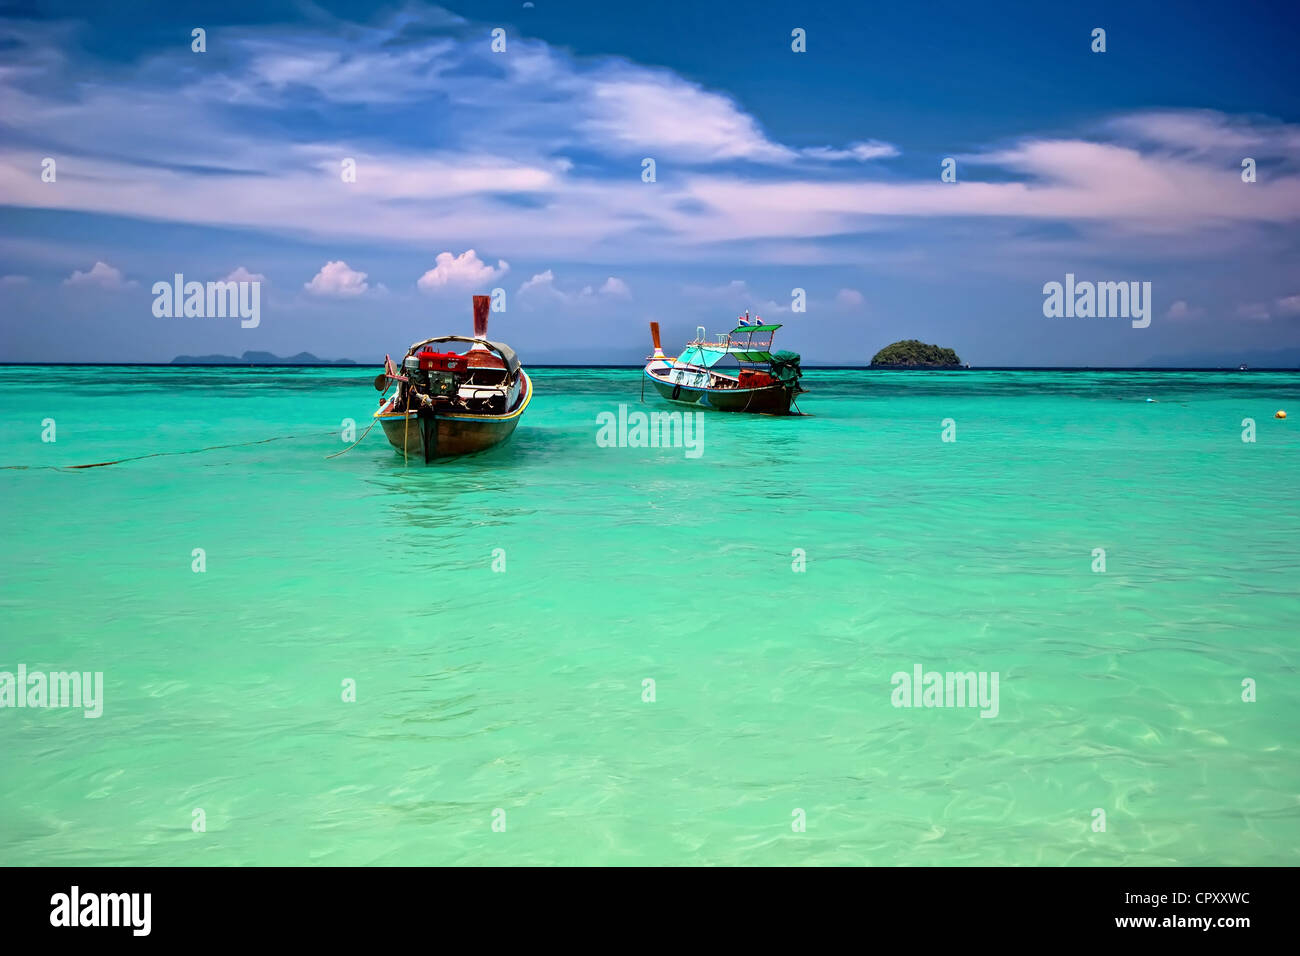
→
(1, 0, 1299, 365)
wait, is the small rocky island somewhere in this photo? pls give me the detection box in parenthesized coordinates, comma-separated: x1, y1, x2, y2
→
(870, 340, 964, 369)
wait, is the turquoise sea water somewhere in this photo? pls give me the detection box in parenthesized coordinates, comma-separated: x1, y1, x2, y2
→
(1, 365, 1297, 866)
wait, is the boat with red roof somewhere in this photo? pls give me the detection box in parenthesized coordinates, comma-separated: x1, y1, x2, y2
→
(373, 295, 532, 462)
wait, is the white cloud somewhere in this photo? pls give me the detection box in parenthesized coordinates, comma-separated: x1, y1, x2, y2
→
(1235, 302, 1271, 320)
(515, 269, 573, 310)
(803, 141, 900, 162)
(599, 276, 631, 297)
(63, 261, 134, 289)
(2, 16, 1300, 266)
(417, 250, 508, 291)
(1165, 300, 1203, 320)
(1107, 110, 1300, 156)
(304, 260, 369, 296)
(519, 269, 559, 295)
(688, 279, 788, 316)
(1, 274, 30, 286)
(581, 71, 795, 163)
(224, 266, 266, 283)
(677, 135, 1300, 247)
(517, 271, 629, 306)
(306, 149, 564, 200)
(1275, 294, 1300, 315)
(836, 288, 865, 307)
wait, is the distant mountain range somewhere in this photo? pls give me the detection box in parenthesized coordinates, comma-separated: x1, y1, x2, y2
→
(170, 351, 358, 365)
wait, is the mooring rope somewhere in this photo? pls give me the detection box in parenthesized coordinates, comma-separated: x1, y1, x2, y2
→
(324, 418, 379, 459)
(0, 433, 325, 471)
(402, 389, 410, 466)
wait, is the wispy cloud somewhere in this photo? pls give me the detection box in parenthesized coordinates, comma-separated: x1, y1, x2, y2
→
(1107, 110, 1300, 159)
(5, 13, 1296, 267)
(687, 279, 789, 316)
(1275, 294, 1300, 316)
(517, 270, 632, 306)
(580, 70, 799, 163)
(803, 141, 900, 162)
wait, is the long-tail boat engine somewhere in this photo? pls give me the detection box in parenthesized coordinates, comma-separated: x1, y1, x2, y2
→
(402, 350, 468, 408)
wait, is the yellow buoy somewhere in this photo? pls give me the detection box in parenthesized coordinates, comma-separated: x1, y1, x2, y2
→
(1276, 410, 1287, 419)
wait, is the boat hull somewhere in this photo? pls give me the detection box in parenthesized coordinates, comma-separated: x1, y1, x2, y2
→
(644, 368, 798, 414)
(376, 371, 531, 460)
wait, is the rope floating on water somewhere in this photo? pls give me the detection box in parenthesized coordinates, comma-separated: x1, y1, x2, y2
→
(1, 433, 328, 471)
(324, 418, 378, 459)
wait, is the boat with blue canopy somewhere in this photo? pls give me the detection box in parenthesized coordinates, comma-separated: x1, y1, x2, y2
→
(643, 314, 805, 414)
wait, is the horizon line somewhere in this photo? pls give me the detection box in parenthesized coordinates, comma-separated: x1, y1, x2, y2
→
(2, 363, 1299, 372)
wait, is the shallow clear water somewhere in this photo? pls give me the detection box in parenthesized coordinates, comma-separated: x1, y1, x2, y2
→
(1, 366, 1297, 865)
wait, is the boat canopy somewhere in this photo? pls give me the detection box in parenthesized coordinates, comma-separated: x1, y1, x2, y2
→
(485, 340, 521, 376)
(407, 335, 521, 377)
(729, 323, 782, 333)
(675, 344, 777, 367)
(675, 345, 729, 368)
(672, 321, 786, 369)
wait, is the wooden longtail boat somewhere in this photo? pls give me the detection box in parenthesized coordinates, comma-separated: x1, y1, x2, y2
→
(373, 295, 532, 462)
(643, 315, 805, 414)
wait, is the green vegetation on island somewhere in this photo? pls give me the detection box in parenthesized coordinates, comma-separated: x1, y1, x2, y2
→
(870, 340, 963, 368)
